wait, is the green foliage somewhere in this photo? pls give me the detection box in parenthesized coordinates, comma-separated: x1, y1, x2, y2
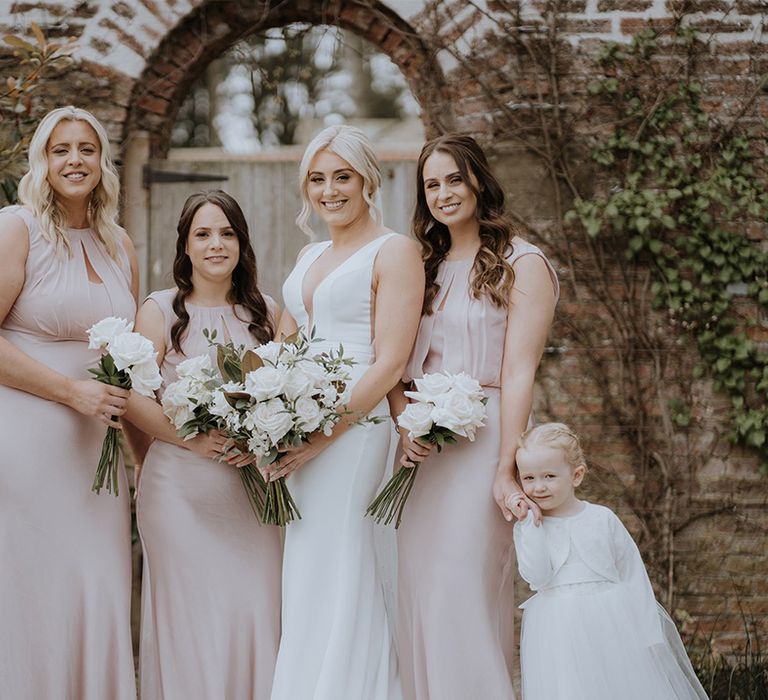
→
(0, 24, 76, 204)
(567, 27, 768, 471)
(687, 614, 768, 699)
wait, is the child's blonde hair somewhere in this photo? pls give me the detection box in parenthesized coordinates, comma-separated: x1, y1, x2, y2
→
(518, 422, 587, 474)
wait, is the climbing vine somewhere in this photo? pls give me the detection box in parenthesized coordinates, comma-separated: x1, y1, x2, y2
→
(413, 0, 768, 609)
(0, 23, 76, 204)
(568, 27, 768, 470)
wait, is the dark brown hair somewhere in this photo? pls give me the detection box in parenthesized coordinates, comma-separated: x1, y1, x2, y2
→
(170, 190, 274, 353)
(413, 134, 517, 314)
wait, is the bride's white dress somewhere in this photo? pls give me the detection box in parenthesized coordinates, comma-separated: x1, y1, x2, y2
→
(270, 233, 401, 700)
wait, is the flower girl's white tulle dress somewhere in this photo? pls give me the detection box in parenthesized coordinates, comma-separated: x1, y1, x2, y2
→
(514, 503, 708, 700)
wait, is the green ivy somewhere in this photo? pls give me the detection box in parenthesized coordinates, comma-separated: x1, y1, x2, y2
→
(0, 24, 76, 205)
(566, 28, 768, 470)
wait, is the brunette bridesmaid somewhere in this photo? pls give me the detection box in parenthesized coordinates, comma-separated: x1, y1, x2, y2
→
(389, 134, 559, 699)
(125, 190, 282, 699)
(0, 106, 138, 699)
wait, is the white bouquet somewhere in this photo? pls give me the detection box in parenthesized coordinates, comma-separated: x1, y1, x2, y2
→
(162, 327, 364, 526)
(161, 346, 268, 521)
(87, 316, 162, 496)
(366, 371, 487, 528)
(214, 328, 359, 526)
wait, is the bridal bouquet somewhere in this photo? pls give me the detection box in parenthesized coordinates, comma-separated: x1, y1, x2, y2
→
(366, 372, 488, 528)
(87, 316, 162, 496)
(161, 345, 268, 520)
(163, 328, 358, 526)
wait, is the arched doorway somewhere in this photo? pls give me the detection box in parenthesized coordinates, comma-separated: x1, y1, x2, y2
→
(121, 0, 451, 296)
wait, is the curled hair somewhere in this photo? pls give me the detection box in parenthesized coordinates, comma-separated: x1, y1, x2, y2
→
(170, 190, 274, 353)
(296, 124, 382, 238)
(413, 134, 517, 315)
(17, 106, 123, 259)
(519, 423, 587, 474)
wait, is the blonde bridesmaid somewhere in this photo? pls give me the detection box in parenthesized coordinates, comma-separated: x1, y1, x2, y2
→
(0, 106, 138, 699)
(125, 190, 282, 699)
(389, 134, 559, 699)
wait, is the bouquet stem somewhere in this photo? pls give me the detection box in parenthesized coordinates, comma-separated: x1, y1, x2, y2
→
(262, 477, 301, 527)
(366, 464, 419, 529)
(239, 464, 267, 519)
(92, 425, 121, 496)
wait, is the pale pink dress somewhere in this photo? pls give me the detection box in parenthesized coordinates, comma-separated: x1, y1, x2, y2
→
(0, 206, 137, 699)
(136, 288, 282, 700)
(398, 240, 559, 700)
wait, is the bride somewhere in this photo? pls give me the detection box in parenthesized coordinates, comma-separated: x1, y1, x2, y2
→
(267, 125, 424, 700)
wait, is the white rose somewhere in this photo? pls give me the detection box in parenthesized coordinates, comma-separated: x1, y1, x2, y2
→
(397, 401, 435, 439)
(450, 372, 485, 401)
(161, 379, 196, 428)
(176, 354, 212, 378)
(87, 317, 133, 349)
(294, 396, 323, 433)
(108, 332, 156, 371)
(282, 367, 315, 401)
(414, 372, 454, 398)
(244, 366, 287, 401)
(126, 359, 162, 397)
(460, 398, 487, 441)
(299, 359, 329, 388)
(209, 389, 236, 418)
(161, 378, 191, 409)
(250, 397, 293, 446)
(431, 393, 485, 439)
(254, 341, 282, 366)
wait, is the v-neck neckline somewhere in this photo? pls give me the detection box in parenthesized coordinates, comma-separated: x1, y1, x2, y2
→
(299, 234, 390, 325)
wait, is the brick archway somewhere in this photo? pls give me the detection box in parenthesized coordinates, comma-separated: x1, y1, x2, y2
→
(125, 0, 452, 157)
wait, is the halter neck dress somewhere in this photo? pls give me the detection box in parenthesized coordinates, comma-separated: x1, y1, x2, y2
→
(0, 205, 137, 699)
(398, 240, 559, 700)
(136, 288, 283, 699)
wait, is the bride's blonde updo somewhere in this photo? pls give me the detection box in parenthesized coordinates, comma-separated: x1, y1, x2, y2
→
(295, 124, 383, 239)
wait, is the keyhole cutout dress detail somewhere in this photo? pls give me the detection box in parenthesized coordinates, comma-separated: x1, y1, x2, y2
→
(0, 205, 137, 700)
(270, 233, 401, 700)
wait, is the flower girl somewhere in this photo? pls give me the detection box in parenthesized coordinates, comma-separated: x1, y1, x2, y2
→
(512, 423, 708, 700)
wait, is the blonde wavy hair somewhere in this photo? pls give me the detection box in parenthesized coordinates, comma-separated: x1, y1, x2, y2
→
(518, 422, 588, 474)
(295, 125, 382, 239)
(17, 106, 123, 259)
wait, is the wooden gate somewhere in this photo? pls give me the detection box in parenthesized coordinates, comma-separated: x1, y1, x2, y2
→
(145, 150, 418, 302)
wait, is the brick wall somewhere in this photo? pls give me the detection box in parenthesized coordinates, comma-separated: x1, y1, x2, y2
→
(2, 0, 766, 655)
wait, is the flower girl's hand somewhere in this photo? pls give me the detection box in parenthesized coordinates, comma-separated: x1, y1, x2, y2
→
(506, 492, 542, 524)
(493, 471, 542, 525)
(265, 432, 334, 481)
(67, 378, 130, 428)
(398, 428, 432, 468)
